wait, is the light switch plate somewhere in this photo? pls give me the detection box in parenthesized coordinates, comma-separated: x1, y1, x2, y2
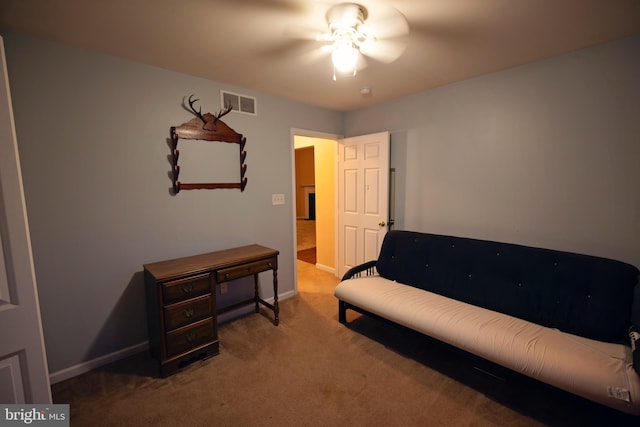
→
(272, 194, 285, 205)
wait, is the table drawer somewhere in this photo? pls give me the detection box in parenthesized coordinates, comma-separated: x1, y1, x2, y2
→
(165, 319, 214, 358)
(216, 257, 277, 282)
(163, 294, 213, 331)
(162, 274, 211, 305)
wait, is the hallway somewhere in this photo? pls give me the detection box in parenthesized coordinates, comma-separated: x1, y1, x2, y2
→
(296, 219, 316, 264)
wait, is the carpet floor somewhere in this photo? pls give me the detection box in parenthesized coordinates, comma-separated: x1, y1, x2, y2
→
(51, 261, 639, 426)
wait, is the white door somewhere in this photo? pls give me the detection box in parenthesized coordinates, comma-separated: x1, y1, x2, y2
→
(0, 36, 52, 403)
(337, 131, 390, 279)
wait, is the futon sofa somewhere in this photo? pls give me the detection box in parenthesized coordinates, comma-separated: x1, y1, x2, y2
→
(334, 230, 640, 415)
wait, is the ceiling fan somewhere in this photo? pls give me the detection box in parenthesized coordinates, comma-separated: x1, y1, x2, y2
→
(289, 2, 410, 80)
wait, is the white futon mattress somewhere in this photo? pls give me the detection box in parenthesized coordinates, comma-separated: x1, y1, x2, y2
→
(334, 276, 640, 415)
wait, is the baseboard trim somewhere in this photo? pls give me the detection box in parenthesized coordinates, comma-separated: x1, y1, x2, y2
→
(49, 341, 149, 384)
(218, 289, 295, 323)
(48, 292, 297, 384)
(278, 289, 295, 300)
(315, 263, 335, 275)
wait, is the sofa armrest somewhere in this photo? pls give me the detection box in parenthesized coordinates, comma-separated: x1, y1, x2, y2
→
(341, 260, 378, 281)
(631, 325, 640, 375)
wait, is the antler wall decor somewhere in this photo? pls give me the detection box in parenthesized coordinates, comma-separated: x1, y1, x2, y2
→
(169, 95, 247, 194)
(187, 95, 233, 126)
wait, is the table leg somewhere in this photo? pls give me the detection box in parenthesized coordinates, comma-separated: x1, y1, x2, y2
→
(273, 267, 279, 326)
(253, 273, 259, 313)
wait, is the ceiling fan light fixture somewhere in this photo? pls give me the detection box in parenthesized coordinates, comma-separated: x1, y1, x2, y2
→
(318, 2, 407, 80)
(326, 3, 369, 79)
(331, 40, 358, 74)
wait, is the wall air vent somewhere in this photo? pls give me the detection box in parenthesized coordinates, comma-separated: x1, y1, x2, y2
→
(221, 90, 257, 116)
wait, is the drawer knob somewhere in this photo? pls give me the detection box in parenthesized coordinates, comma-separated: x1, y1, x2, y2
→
(225, 273, 230, 280)
(268, 262, 273, 268)
(183, 308, 195, 318)
(182, 284, 193, 293)
(186, 333, 196, 343)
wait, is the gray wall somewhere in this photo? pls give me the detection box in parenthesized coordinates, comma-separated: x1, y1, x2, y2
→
(4, 31, 640, 376)
(345, 35, 640, 271)
(3, 33, 342, 373)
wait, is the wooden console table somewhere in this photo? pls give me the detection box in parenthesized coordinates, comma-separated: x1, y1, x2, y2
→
(144, 244, 279, 376)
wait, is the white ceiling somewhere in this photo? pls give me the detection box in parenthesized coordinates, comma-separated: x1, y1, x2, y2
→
(1, 0, 639, 111)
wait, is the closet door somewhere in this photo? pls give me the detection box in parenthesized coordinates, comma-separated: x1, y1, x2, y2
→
(0, 36, 51, 403)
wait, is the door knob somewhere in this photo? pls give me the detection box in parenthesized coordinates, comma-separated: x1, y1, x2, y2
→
(379, 221, 386, 227)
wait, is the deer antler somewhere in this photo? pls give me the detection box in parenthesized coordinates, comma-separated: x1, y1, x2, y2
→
(213, 104, 233, 123)
(186, 94, 207, 125)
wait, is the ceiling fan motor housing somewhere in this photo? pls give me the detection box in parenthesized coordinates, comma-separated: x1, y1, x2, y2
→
(326, 3, 369, 42)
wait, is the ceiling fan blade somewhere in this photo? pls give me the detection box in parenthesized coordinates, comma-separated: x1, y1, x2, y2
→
(284, 23, 329, 41)
(356, 52, 368, 71)
(214, 0, 304, 13)
(359, 39, 407, 63)
(300, 45, 332, 64)
(361, 4, 409, 39)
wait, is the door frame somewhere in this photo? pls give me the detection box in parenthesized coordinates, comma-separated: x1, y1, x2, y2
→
(290, 128, 342, 293)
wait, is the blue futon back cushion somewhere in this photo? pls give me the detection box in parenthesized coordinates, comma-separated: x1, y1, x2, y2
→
(376, 230, 639, 344)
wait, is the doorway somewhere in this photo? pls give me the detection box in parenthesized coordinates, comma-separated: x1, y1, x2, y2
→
(295, 145, 317, 264)
(292, 133, 338, 283)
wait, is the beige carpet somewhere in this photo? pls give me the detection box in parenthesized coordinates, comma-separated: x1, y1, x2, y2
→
(51, 261, 638, 426)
